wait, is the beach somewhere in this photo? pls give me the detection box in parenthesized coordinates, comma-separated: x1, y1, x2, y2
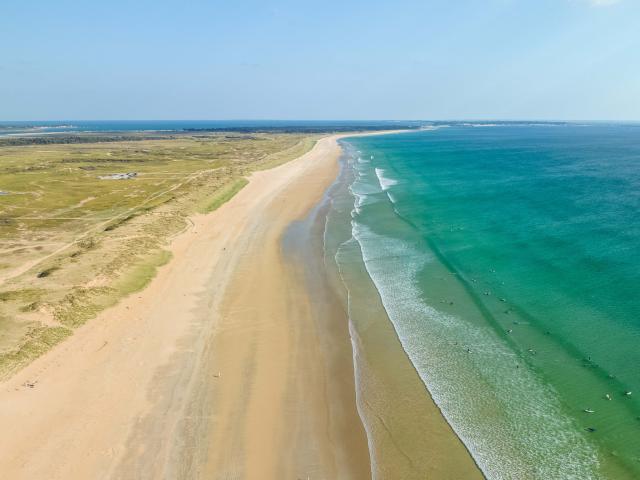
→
(0, 132, 483, 479)
(4, 0, 637, 477)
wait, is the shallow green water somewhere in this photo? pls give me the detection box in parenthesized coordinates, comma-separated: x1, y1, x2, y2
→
(336, 125, 640, 479)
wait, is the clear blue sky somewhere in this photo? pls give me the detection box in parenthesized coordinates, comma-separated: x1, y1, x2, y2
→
(2, 0, 639, 121)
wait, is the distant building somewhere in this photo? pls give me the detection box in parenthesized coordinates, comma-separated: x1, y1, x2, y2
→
(98, 172, 138, 180)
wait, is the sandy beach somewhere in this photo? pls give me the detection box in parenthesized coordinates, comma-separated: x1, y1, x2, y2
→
(0, 134, 367, 479)
(0, 133, 481, 479)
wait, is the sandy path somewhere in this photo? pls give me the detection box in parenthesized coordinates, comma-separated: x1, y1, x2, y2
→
(0, 135, 369, 479)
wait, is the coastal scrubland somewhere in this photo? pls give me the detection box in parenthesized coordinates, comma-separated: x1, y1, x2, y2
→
(0, 132, 316, 378)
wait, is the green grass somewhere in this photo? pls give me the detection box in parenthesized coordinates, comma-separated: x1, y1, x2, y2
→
(198, 177, 249, 214)
(52, 250, 172, 328)
(255, 137, 317, 170)
(114, 249, 173, 297)
(0, 325, 72, 379)
(0, 288, 45, 304)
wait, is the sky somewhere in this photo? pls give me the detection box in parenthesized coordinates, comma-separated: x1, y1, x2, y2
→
(1, 0, 639, 121)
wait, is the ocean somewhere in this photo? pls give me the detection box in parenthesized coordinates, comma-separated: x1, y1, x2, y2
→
(327, 125, 640, 479)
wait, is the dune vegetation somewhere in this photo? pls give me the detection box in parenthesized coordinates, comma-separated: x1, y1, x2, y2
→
(0, 132, 316, 378)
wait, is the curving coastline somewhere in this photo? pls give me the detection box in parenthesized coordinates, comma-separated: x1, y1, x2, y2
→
(0, 132, 483, 479)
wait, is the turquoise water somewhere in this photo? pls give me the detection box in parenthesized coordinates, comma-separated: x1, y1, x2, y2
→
(339, 125, 640, 479)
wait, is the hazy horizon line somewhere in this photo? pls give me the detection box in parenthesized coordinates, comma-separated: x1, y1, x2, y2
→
(2, 118, 639, 124)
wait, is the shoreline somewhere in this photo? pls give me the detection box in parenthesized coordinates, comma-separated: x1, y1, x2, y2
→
(0, 131, 482, 479)
(324, 139, 484, 479)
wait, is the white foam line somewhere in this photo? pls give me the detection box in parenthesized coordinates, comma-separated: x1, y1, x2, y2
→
(374, 167, 399, 191)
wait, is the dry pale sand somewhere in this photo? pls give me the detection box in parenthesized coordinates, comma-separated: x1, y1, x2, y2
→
(0, 135, 369, 480)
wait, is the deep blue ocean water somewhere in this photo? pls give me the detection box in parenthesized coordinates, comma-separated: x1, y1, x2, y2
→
(341, 125, 640, 479)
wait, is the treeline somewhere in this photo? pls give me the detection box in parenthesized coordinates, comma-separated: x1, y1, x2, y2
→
(184, 125, 416, 134)
(0, 125, 418, 147)
(0, 135, 170, 146)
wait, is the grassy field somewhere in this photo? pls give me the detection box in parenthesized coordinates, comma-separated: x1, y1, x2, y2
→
(0, 132, 317, 378)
